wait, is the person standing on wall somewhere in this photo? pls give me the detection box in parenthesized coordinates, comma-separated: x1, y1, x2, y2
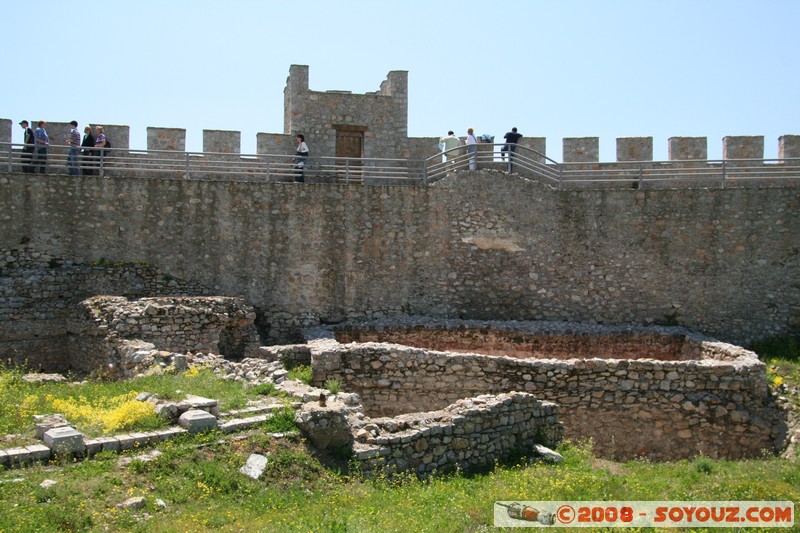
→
(294, 134, 309, 183)
(65, 120, 81, 176)
(466, 128, 478, 170)
(33, 120, 49, 174)
(439, 130, 461, 164)
(19, 120, 35, 173)
(503, 127, 523, 171)
(94, 126, 107, 173)
(81, 125, 96, 175)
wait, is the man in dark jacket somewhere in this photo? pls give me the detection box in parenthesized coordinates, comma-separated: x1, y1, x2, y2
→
(19, 120, 35, 173)
(503, 127, 523, 171)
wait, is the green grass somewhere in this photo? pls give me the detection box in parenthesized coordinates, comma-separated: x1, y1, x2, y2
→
(286, 364, 312, 384)
(0, 436, 798, 532)
(0, 366, 280, 440)
(1, 352, 798, 532)
(325, 377, 342, 395)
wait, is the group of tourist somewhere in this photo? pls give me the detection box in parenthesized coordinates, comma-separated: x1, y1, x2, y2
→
(439, 127, 523, 171)
(18, 120, 110, 175)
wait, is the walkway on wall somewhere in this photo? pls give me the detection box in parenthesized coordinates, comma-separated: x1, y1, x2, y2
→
(2, 142, 799, 190)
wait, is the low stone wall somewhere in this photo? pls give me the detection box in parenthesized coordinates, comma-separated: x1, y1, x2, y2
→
(308, 319, 786, 461)
(0, 246, 211, 371)
(70, 296, 260, 377)
(352, 392, 561, 477)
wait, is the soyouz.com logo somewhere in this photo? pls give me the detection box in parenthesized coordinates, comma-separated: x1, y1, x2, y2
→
(494, 501, 794, 528)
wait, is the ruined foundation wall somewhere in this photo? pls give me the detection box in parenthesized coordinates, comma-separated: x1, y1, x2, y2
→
(311, 340, 781, 460)
(335, 327, 693, 361)
(78, 296, 260, 361)
(354, 392, 562, 476)
(0, 247, 210, 371)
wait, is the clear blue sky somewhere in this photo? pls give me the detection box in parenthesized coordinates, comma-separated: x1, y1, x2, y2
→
(2, 0, 798, 161)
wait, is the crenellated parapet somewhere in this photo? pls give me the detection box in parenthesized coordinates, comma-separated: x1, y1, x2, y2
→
(2, 65, 798, 164)
(3, 117, 798, 165)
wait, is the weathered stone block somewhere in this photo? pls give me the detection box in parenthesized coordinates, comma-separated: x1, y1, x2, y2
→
(0, 118, 11, 145)
(239, 453, 269, 480)
(43, 426, 86, 455)
(25, 444, 51, 462)
(34, 413, 71, 439)
(563, 137, 599, 163)
(668, 137, 707, 161)
(616, 137, 653, 162)
(203, 130, 241, 155)
(4, 447, 31, 466)
(178, 409, 218, 433)
(722, 136, 764, 162)
(779, 135, 800, 160)
(295, 401, 353, 450)
(147, 127, 186, 153)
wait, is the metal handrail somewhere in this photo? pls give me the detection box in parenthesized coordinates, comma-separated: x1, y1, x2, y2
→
(1, 142, 798, 189)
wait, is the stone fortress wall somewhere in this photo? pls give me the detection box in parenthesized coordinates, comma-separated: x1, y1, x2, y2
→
(0, 63, 797, 359)
(0, 169, 797, 355)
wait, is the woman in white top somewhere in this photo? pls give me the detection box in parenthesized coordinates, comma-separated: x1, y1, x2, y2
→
(466, 128, 478, 170)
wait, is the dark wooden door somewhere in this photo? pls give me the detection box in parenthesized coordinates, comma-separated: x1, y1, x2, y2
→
(336, 131, 363, 159)
(335, 129, 364, 181)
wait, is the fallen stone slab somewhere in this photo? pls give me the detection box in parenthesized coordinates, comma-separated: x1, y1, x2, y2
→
(533, 444, 563, 464)
(219, 414, 270, 434)
(119, 450, 162, 467)
(23, 373, 67, 384)
(116, 496, 146, 511)
(178, 409, 218, 434)
(239, 453, 269, 480)
(43, 427, 86, 455)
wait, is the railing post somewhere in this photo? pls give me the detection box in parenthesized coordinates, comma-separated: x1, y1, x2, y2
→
(558, 166, 564, 191)
(185, 152, 190, 179)
(266, 159, 270, 182)
(639, 164, 644, 189)
(422, 159, 428, 185)
(99, 151, 104, 178)
(6, 144, 12, 173)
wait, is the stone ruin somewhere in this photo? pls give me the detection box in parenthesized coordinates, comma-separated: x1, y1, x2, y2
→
(0, 295, 791, 473)
(301, 317, 788, 461)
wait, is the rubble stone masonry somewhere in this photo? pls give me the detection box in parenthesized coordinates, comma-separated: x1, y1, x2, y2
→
(308, 320, 784, 461)
(2, 170, 797, 347)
